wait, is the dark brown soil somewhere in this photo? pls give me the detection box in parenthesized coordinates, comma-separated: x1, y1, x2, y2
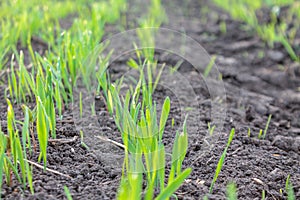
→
(1, 0, 299, 199)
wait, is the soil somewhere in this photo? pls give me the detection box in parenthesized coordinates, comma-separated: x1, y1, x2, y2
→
(1, 0, 300, 199)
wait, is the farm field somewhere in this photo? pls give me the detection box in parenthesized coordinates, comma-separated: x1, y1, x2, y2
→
(0, 0, 299, 199)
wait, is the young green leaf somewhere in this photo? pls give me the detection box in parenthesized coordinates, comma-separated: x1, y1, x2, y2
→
(64, 186, 73, 200)
(226, 182, 237, 200)
(156, 168, 192, 200)
(210, 128, 235, 193)
(36, 97, 48, 169)
(159, 97, 170, 142)
(262, 114, 272, 139)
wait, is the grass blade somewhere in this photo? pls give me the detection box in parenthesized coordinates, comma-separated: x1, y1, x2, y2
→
(156, 168, 192, 200)
(0, 131, 7, 198)
(262, 114, 272, 139)
(209, 128, 235, 193)
(36, 97, 48, 169)
(226, 182, 237, 200)
(64, 186, 73, 200)
(159, 97, 170, 142)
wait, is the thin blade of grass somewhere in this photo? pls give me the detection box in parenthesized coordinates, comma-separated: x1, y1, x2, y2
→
(156, 168, 192, 200)
(209, 128, 235, 193)
(64, 186, 73, 200)
(159, 97, 170, 142)
(36, 97, 48, 169)
(262, 114, 272, 139)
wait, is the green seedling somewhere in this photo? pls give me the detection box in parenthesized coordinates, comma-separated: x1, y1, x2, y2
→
(285, 175, 295, 200)
(0, 0, 180, 197)
(247, 127, 251, 137)
(115, 2, 189, 197)
(107, 66, 191, 199)
(6, 99, 17, 167)
(212, 0, 300, 62)
(80, 130, 89, 150)
(170, 60, 184, 75)
(258, 129, 263, 139)
(136, 0, 166, 61)
(258, 114, 272, 139)
(258, 50, 265, 59)
(36, 96, 48, 169)
(8, 55, 18, 103)
(4, 99, 33, 193)
(262, 114, 272, 139)
(0, 0, 130, 194)
(22, 105, 34, 151)
(209, 128, 235, 193)
(171, 118, 175, 128)
(7, 51, 36, 104)
(280, 188, 283, 195)
(204, 55, 216, 77)
(20, 106, 34, 193)
(262, 190, 266, 200)
(208, 122, 216, 136)
(21, 105, 37, 153)
(64, 186, 73, 200)
(37, 56, 57, 139)
(110, 54, 192, 199)
(115, 93, 191, 199)
(220, 21, 227, 34)
(0, 47, 9, 72)
(156, 168, 192, 200)
(0, 131, 13, 188)
(226, 182, 237, 200)
(0, 129, 7, 197)
(127, 48, 166, 102)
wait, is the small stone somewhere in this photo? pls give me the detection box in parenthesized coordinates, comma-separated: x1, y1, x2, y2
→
(254, 102, 267, 115)
(268, 168, 284, 181)
(279, 120, 290, 128)
(43, 184, 52, 190)
(245, 170, 252, 176)
(267, 50, 284, 62)
(216, 56, 237, 66)
(196, 179, 205, 185)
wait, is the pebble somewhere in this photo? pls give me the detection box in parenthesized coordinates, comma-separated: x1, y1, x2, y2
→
(267, 50, 284, 62)
(216, 56, 238, 66)
(254, 102, 268, 115)
(245, 170, 252, 176)
(268, 168, 284, 181)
